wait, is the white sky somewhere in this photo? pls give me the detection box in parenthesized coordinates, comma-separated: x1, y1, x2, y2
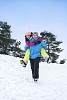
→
(0, 0, 67, 59)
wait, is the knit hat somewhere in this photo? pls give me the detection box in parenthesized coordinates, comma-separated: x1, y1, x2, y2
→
(25, 32, 31, 36)
(25, 32, 33, 36)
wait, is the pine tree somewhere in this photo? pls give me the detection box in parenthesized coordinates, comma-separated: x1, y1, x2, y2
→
(0, 21, 25, 58)
(40, 31, 63, 63)
(0, 21, 16, 54)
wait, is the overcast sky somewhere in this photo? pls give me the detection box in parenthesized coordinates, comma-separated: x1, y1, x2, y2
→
(0, 0, 67, 58)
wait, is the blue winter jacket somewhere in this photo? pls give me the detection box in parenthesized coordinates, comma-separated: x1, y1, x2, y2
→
(24, 37, 47, 59)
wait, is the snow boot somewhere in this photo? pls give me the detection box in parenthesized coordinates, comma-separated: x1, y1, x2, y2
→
(45, 57, 49, 63)
(20, 60, 27, 67)
(34, 78, 38, 82)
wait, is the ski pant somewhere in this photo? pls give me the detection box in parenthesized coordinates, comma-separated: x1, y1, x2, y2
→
(30, 57, 40, 79)
(23, 49, 30, 63)
(41, 48, 49, 58)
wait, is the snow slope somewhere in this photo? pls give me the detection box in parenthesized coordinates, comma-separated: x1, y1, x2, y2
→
(0, 54, 67, 100)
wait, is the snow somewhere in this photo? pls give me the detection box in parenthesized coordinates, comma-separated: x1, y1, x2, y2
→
(0, 54, 67, 100)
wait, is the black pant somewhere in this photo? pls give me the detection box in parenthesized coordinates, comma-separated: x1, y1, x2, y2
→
(30, 57, 40, 79)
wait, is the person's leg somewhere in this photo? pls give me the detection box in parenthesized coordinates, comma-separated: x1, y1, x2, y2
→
(41, 48, 49, 63)
(20, 49, 30, 67)
(34, 57, 40, 80)
(23, 49, 30, 63)
(41, 48, 49, 58)
(30, 59, 35, 78)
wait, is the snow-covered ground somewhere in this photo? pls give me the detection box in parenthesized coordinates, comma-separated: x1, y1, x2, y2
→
(0, 54, 67, 100)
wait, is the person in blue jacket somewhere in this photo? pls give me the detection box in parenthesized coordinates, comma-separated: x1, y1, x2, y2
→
(24, 32, 47, 81)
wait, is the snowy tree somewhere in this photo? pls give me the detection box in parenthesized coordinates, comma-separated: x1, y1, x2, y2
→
(40, 31, 63, 63)
(0, 21, 25, 58)
(0, 21, 16, 54)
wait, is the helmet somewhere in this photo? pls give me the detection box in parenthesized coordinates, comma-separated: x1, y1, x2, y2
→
(25, 32, 31, 36)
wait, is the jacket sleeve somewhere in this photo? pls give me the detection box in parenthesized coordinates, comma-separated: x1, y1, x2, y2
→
(25, 37, 35, 46)
(24, 45, 29, 52)
(25, 37, 42, 46)
(35, 37, 42, 42)
(41, 41, 47, 50)
(25, 41, 35, 46)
